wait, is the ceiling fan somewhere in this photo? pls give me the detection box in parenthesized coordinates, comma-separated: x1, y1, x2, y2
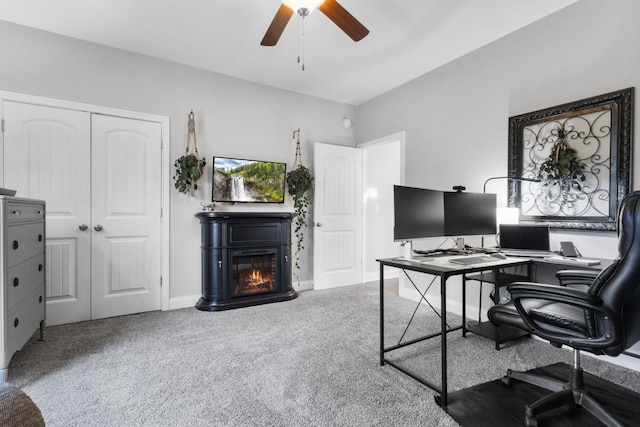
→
(261, 0, 369, 46)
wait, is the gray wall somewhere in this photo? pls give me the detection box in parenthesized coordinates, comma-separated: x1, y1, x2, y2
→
(0, 20, 357, 302)
(1, 0, 639, 305)
(356, 0, 638, 260)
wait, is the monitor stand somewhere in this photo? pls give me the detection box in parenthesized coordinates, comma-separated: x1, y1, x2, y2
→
(401, 240, 414, 260)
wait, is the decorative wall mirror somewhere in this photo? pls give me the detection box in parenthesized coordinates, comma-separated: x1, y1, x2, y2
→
(507, 87, 634, 231)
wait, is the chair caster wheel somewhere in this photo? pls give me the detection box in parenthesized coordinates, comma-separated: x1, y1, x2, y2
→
(501, 376, 512, 387)
(525, 415, 538, 427)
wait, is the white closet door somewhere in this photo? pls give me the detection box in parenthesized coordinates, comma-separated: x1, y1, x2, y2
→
(90, 114, 162, 319)
(3, 101, 92, 325)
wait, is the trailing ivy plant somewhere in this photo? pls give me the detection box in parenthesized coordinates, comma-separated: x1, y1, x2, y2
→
(174, 154, 206, 194)
(286, 164, 313, 278)
(536, 127, 586, 202)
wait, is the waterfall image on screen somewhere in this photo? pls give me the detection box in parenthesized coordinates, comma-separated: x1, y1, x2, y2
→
(212, 157, 287, 203)
(230, 176, 250, 201)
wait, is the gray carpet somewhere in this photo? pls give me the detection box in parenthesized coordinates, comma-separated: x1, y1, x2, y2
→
(6, 283, 640, 426)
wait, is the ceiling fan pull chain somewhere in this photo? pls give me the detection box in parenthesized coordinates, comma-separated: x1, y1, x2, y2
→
(297, 14, 301, 65)
(301, 14, 305, 71)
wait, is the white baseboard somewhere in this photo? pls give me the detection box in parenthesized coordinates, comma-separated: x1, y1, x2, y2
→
(168, 282, 312, 311)
(365, 268, 398, 284)
(168, 295, 200, 310)
(399, 284, 472, 318)
(293, 280, 314, 292)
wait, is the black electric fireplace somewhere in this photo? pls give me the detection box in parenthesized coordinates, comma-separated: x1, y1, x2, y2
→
(194, 212, 297, 311)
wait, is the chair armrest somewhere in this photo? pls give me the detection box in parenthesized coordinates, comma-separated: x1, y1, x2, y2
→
(555, 269, 599, 286)
(506, 282, 601, 306)
(506, 282, 618, 349)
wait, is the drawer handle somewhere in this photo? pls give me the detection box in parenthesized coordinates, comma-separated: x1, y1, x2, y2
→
(39, 264, 43, 271)
(13, 278, 19, 287)
(12, 209, 22, 215)
(14, 318, 19, 328)
(12, 241, 18, 250)
(38, 234, 43, 242)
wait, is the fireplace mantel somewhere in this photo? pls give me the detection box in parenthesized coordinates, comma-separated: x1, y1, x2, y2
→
(194, 212, 297, 311)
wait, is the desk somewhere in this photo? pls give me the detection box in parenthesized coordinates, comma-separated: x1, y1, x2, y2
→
(377, 255, 530, 407)
(378, 255, 610, 407)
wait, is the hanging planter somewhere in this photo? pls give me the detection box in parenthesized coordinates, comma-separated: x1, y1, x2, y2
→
(286, 129, 314, 279)
(536, 126, 586, 202)
(174, 110, 206, 195)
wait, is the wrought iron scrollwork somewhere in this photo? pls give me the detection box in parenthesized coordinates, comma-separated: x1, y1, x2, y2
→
(508, 88, 634, 231)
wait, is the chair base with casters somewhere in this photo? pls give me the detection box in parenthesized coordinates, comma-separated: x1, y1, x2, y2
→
(501, 348, 623, 427)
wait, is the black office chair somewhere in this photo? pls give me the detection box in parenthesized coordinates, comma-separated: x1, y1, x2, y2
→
(488, 190, 640, 427)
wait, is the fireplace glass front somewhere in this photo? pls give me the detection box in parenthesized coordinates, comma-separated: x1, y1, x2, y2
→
(231, 250, 277, 298)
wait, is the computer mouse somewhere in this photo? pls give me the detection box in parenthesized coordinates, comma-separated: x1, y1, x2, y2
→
(491, 252, 507, 259)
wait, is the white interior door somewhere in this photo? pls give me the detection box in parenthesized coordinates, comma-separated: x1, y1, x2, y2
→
(90, 114, 162, 319)
(3, 101, 92, 325)
(313, 142, 362, 289)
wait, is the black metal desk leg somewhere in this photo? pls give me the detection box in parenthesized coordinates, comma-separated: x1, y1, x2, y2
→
(380, 263, 385, 366)
(492, 267, 500, 350)
(439, 275, 448, 406)
(462, 275, 467, 337)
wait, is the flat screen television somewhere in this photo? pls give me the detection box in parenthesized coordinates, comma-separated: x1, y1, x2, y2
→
(212, 156, 287, 203)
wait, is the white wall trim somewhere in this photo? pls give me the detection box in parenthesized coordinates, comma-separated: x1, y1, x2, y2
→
(358, 131, 406, 285)
(293, 280, 314, 292)
(0, 90, 172, 312)
(170, 281, 314, 311)
(169, 295, 200, 310)
(398, 283, 467, 317)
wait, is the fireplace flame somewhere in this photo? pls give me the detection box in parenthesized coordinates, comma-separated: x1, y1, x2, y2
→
(248, 269, 265, 286)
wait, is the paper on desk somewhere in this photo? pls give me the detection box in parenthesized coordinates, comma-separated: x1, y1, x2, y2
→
(544, 256, 601, 266)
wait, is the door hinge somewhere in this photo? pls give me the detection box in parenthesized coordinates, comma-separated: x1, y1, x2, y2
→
(1, 119, 4, 132)
(160, 277, 163, 287)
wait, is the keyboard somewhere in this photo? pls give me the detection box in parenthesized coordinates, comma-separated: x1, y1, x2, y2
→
(449, 255, 497, 265)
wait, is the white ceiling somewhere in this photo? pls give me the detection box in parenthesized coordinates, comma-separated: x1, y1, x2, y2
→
(0, 0, 578, 105)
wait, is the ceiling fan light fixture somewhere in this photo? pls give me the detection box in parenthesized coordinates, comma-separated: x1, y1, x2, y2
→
(282, 0, 325, 14)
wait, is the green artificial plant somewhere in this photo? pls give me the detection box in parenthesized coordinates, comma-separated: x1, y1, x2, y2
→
(173, 110, 206, 195)
(537, 126, 586, 202)
(287, 129, 314, 279)
(174, 154, 206, 194)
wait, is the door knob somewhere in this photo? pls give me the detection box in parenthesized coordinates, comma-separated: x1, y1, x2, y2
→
(79, 224, 89, 231)
(316, 222, 323, 227)
(94, 224, 104, 232)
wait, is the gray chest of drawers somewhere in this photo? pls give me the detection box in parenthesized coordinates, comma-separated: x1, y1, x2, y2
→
(0, 196, 46, 381)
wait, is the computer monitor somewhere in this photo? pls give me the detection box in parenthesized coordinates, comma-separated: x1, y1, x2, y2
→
(444, 192, 497, 237)
(393, 185, 445, 241)
(393, 186, 497, 243)
(499, 224, 550, 251)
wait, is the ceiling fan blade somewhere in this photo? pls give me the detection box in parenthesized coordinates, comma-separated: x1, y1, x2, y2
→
(261, 4, 294, 46)
(318, 0, 369, 42)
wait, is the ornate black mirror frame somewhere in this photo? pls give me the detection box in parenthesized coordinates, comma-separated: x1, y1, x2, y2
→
(507, 87, 634, 231)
